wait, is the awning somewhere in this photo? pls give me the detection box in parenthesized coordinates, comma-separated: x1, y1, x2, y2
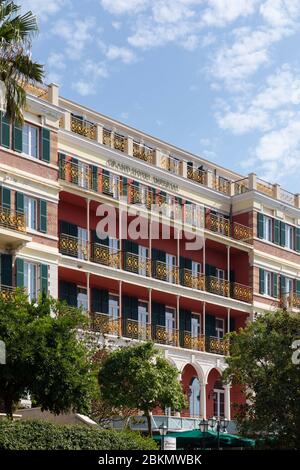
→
(153, 429, 255, 448)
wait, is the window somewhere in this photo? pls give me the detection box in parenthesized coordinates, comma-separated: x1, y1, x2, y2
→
(191, 315, 200, 338)
(263, 216, 273, 242)
(166, 253, 176, 283)
(264, 271, 272, 296)
(213, 380, 225, 418)
(215, 318, 225, 339)
(109, 174, 119, 199)
(77, 287, 88, 310)
(78, 227, 88, 260)
(109, 238, 119, 253)
(23, 124, 38, 158)
(165, 306, 175, 333)
(285, 225, 294, 250)
(138, 245, 149, 276)
(189, 377, 200, 417)
(78, 162, 89, 189)
(109, 294, 119, 319)
(216, 268, 225, 280)
(24, 196, 37, 230)
(192, 261, 201, 278)
(285, 278, 294, 295)
(24, 262, 37, 301)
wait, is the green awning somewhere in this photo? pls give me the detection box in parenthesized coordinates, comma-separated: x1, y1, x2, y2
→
(153, 429, 255, 448)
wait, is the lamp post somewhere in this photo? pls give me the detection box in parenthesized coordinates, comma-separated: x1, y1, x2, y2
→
(159, 423, 168, 450)
(199, 419, 209, 449)
(208, 417, 229, 450)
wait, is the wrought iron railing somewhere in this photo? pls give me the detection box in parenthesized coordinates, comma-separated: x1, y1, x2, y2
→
(153, 260, 178, 284)
(206, 336, 229, 355)
(154, 325, 178, 346)
(256, 178, 273, 196)
(59, 233, 88, 260)
(133, 142, 154, 163)
(205, 213, 230, 237)
(213, 177, 231, 195)
(181, 268, 205, 290)
(90, 312, 120, 335)
(181, 331, 205, 351)
(206, 276, 229, 297)
(71, 115, 97, 140)
(232, 282, 253, 303)
(187, 167, 207, 185)
(124, 252, 151, 277)
(113, 133, 126, 152)
(124, 319, 151, 340)
(0, 285, 15, 300)
(0, 206, 26, 233)
(92, 243, 121, 268)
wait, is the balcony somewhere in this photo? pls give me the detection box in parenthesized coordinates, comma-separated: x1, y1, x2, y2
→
(206, 336, 229, 355)
(59, 235, 253, 304)
(160, 154, 181, 175)
(133, 142, 154, 164)
(181, 331, 205, 351)
(0, 206, 31, 249)
(91, 243, 120, 268)
(90, 312, 120, 335)
(187, 167, 207, 185)
(71, 115, 97, 140)
(153, 325, 178, 346)
(0, 285, 15, 300)
(124, 319, 151, 340)
(59, 233, 88, 260)
(213, 177, 231, 195)
(102, 128, 127, 153)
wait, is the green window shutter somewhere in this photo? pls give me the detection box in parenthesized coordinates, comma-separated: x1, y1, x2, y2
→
(1, 254, 12, 286)
(91, 165, 98, 191)
(295, 228, 300, 253)
(229, 317, 235, 333)
(59, 280, 77, 307)
(15, 258, 24, 287)
(41, 128, 50, 162)
(1, 187, 11, 209)
(296, 280, 300, 295)
(274, 219, 280, 245)
(122, 177, 128, 197)
(205, 314, 216, 337)
(40, 264, 48, 295)
(39, 200, 47, 233)
(273, 274, 278, 298)
(259, 268, 265, 294)
(16, 192, 24, 213)
(0, 112, 10, 148)
(58, 153, 66, 179)
(280, 222, 286, 247)
(13, 122, 23, 152)
(280, 275, 286, 295)
(257, 213, 264, 239)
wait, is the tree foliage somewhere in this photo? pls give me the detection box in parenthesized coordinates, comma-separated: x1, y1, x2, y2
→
(223, 310, 300, 448)
(0, 290, 97, 417)
(0, 1, 44, 123)
(98, 342, 186, 435)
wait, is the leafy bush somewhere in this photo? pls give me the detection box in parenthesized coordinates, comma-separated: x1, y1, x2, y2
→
(0, 419, 157, 450)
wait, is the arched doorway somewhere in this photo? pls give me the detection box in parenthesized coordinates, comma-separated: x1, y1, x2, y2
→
(189, 376, 200, 417)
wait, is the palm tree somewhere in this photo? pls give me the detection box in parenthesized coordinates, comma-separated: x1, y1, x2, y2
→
(0, 0, 44, 123)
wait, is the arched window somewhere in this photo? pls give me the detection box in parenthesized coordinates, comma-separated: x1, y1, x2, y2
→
(213, 379, 224, 418)
(189, 377, 200, 417)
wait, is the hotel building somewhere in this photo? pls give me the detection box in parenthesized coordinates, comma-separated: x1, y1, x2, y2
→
(0, 83, 299, 429)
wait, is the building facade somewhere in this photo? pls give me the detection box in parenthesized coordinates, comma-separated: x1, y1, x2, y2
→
(1, 83, 299, 426)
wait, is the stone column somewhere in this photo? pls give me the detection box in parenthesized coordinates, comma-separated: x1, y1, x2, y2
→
(224, 384, 231, 421)
(248, 173, 257, 191)
(200, 383, 207, 419)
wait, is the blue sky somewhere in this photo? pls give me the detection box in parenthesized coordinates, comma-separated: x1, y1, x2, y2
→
(21, 0, 300, 192)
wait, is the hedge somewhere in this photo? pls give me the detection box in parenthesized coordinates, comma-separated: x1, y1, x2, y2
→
(0, 419, 158, 450)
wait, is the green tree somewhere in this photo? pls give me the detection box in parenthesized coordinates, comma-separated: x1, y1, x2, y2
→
(223, 310, 300, 448)
(0, 0, 44, 123)
(98, 342, 186, 435)
(0, 290, 97, 418)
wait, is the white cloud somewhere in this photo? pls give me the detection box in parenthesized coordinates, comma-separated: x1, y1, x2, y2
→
(217, 108, 271, 134)
(71, 81, 92, 97)
(21, 0, 69, 20)
(71, 60, 108, 96)
(202, 0, 258, 27)
(260, 0, 300, 27)
(100, 0, 149, 15)
(51, 18, 96, 60)
(105, 46, 136, 64)
(47, 53, 66, 71)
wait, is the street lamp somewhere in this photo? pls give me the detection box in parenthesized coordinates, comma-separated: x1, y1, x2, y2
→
(199, 419, 209, 449)
(159, 423, 168, 450)
(207, 416, 229, 450)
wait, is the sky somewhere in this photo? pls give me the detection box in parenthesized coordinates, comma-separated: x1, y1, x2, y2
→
(20, 0, 300, 193)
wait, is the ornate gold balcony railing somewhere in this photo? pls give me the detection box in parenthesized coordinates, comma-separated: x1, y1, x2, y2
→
(206, 276, 229, 297)
(187, 167, 207, 185)
(71, 115, 97, 140)
(0, 206, 26, 233)
(113, 133, 126, 152)
(206, 213, 230, 237)
(92, 243, 120, 268)
(154, 325, 178, 346)
(160, 155, 181, 175)
(102, 174, 120, 198)
(124, 319, 151, 340)
(124, 252, 151, 277)
(103, 128, 112, 147)
(128, 184, 153, 208)
(182, 331, 205, 351)
(90, 312, 120, 335)
(206, 336, 229, 355)
(181, 269, 205, 291)
(59, 160, 91, 189)
(233, 222, 253, 242)
(232, 282, 252, 303)
(59, 234, 88, 260)
(153, 260, 178, 284)
(283, 293, 300, 309)
(213, 177, 231, 195)
(256, 178, 273, 197)
(0, 285, 15, 301)
(133, 142, 154, 164)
